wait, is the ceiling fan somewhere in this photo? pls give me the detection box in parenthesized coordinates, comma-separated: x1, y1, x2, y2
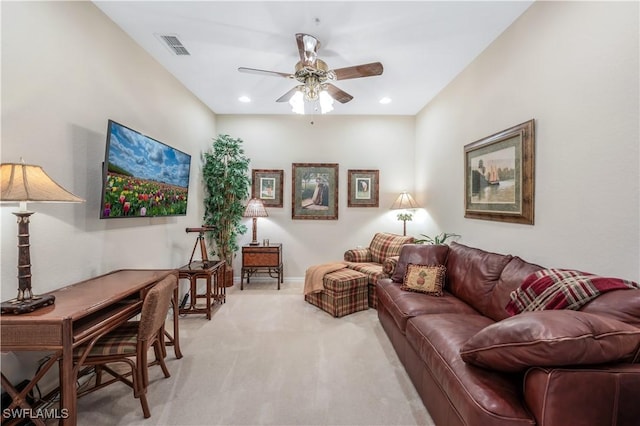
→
(238, 33, 383, 112)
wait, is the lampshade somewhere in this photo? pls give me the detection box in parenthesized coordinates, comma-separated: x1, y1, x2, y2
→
(390, 191, 420, 210)
(289, 90, 305, 115)
(319, 90, 334, 114)
(243, 198, 268, 218)
(243, 198, 268, 246)
(0, 162, 85, 207)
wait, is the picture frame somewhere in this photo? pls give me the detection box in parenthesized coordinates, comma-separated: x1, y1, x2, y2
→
(251, 169, 283, 208)
(464, 119, 535, 224)
(291, 163, 339, 220)
(347, 169, 379, 207)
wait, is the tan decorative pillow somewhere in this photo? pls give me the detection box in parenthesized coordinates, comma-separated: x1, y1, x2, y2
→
(401, 264, 446, 296)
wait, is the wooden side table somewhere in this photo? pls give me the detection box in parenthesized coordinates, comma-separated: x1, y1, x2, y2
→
(241, 243, 283, 290)
(177, 260, 225, 320)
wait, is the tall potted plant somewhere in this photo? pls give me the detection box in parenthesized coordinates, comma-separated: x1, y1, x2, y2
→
(203, 134, 250, 286)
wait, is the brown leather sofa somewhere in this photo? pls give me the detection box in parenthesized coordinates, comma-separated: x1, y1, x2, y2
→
(376, 242, 640, 426)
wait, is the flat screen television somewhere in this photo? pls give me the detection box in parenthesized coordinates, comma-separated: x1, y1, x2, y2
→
(100, 120, 192, 219)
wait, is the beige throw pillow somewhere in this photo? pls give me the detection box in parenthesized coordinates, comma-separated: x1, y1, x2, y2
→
(401, 264, 446, 296)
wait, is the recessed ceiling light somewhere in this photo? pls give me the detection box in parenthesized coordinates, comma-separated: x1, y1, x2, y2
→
(238, 96, 251, 103)
(379, 97, 392, 104)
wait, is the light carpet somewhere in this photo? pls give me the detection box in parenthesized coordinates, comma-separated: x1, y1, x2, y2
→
(75, 280, 434, 426)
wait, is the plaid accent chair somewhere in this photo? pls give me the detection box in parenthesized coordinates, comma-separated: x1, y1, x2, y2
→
(344, 232, 414, 307)
(73, 274, 177, 419)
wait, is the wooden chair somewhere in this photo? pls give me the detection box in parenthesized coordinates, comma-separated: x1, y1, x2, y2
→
(73, 275, 177, 418)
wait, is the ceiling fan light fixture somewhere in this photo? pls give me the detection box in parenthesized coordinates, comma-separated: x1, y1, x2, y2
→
(289, 90, 305, 114)
(304, 77, 321, 101)
(319, 90, 334, 114)
(240, 34, 382, 115)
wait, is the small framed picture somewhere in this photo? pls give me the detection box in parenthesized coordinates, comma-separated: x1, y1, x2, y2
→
(251, 169, 284, 208)
(348, 170, 379, 207)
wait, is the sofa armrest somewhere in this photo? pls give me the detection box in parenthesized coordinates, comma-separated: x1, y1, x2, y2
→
(344, 248, 372, 263)
(524, 364, 640, 426)
(382, 256, 400, 278)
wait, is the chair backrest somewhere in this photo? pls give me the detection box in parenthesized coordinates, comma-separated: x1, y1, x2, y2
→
(138, 275, 177, 343)
(369, 232, 415, 264)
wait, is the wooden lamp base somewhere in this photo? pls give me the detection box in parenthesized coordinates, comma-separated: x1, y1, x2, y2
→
(1, 210, 56, 314)
(249, 217, 260, 245)
(1, 294, 55, 315)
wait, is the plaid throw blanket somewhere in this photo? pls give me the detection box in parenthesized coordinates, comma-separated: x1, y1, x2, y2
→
(506, 268, 640, 316)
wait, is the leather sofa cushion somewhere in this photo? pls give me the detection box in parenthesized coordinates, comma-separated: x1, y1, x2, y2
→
(391, 244, 449, 282)
(487, 256, 544, 321)
(446, 243, 513, 317)
(377, 279, 478, 333)
(406, 314, 534, 425)
(581, 289, 640, 328)
(460, 311, 640, 372)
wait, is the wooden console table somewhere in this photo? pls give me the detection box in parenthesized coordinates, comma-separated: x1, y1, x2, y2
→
(178, 260, 225, 320)
(0, 269, 180, 426)
(241, 243, 283, 290)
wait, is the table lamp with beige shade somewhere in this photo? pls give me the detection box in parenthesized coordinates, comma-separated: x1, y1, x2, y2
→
(0, 160, 85, 314)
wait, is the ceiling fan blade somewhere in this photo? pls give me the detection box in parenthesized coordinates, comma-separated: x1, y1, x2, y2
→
(296, 33, 320, 66)
(276, 86, 300, 103)
(325, 84, 353, 104)
(332, 62, 384, 80)
(238, 67, 293, 79)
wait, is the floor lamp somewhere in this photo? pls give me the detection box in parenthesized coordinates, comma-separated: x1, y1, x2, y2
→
(0, 161, 84, 314)
(390, 191, 420, 236)
(243, 198, 268, 245)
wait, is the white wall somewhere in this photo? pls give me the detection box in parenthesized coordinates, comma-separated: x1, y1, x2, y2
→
(216, 114, 415, 278)
(1, 2, 216, 382)
(415, 1, 639, 281)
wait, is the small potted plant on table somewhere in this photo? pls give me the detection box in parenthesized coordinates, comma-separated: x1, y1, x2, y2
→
(414, 232, 460, 245)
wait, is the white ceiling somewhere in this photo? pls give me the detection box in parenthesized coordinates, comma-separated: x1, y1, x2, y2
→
(94, 1, 533, 116)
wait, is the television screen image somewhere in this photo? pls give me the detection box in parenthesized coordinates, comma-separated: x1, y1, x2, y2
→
(100, 120, 192, 219)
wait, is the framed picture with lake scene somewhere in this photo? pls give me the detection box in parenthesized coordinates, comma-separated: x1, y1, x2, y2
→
(252, 169, 283, 208)
(464, 119, 535, 224)
(292, 163, 339, 220)
(347, 169, 379, 207)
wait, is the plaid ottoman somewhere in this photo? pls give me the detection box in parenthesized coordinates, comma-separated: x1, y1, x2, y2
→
(305, 268, 368, 317)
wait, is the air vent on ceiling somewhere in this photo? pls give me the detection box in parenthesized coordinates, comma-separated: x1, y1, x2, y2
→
(159, 34, 190, 56)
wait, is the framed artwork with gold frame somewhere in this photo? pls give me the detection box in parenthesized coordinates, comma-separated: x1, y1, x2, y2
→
(291, 163, 338, 220)
(464, 119, 535, 224)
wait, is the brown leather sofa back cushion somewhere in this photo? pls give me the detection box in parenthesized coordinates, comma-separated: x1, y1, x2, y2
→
(488, 256, 544, 321)
(581, 289, 640, 328)
(445, 242, 512, 316)
(391, 244, 450, 283)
